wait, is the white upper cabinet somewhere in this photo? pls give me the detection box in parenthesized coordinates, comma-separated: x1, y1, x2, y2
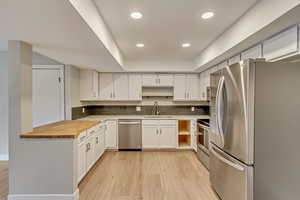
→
(158, 74, 174, 87)
(241, 44, 262, 60)
(174, 74, 200, 101)
(99, 73, 114, 100)
(114, 74, 129, 101)
(228, 54, 241, 66)
(263, 26, 298, 60)
(80, 70, 99, 101)
(142, 74, 157, 87)
(129, 74, 142, 101)
(187, 74, 200, 101)
(174, 74, 187, 101)
(142, 74, 174, 87)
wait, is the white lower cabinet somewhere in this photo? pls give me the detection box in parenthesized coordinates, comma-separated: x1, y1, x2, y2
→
(86, 135, 95, 171)
(105, 120, 118, 149)
(77, 123, 106, 184)
(77, 134, 87, 183)
(142, 120, 176, 149)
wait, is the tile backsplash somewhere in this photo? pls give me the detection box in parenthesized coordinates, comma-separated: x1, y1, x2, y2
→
(72, 105, 209, 120)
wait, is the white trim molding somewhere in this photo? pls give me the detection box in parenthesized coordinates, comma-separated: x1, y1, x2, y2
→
(8, 189, 79, 200)
(0, 154, 9, 161)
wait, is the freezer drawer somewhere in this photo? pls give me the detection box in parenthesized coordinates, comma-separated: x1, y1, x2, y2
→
(210, 144, 253, 200)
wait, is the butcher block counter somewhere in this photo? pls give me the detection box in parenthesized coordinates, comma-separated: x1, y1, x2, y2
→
(20, 120, 102, 139)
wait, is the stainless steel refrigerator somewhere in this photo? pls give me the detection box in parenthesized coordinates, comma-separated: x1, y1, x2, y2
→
(209, 59, 300, 200)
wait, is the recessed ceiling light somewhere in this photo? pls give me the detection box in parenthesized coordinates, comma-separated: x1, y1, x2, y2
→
(130, 12, 143, 19)
(136, 43, 145, 48)
(201, 12, 214, 19)
(182, 43, 191, 48)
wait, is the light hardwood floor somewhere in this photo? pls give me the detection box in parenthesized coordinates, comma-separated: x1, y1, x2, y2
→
(79, 151, 219, 200)
(0, 161, 8, 200)
(0, 152, 219, 200)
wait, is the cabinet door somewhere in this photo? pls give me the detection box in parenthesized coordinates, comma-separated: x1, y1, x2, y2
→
(99, 129, 105, 157)
(142, 126, 159, 148)
(114, 73, 129, 100)
(99, 73, 114, 100)
(129, 74, 142, 101)
(263, 26, 298, 60)
(158, 74, 173, 87)
(191, 120, 197, 152)
(241, 44, 262, 60)
(105, 120, 117, 149)
(94, 132, 101, 162)
(77, 142, 87, 183)
(228, 54, 241, 66)
(86, 136, 94, 171)
(80, 70, 98, 100)
(142, 74, 158, 87)
(174, 74, 187, 101)
(159, 126, 176, 148)
(187, 74, 200, 101)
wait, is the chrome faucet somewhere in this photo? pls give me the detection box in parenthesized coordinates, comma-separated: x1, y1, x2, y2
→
(152, 101, 160, 115)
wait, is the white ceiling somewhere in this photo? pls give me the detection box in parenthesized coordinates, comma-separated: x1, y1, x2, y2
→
(0, 0, 123, 72)
(95, 0, 261, 69)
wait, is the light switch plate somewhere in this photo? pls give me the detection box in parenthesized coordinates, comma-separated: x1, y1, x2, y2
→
(191, 107, 195, 112)
(136, 106, 141, 112)
(82, 107, 85, 113)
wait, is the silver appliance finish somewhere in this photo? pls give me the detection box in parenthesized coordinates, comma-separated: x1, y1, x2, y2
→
(209, 59, 300, 200)
(118, 120, 142, 150)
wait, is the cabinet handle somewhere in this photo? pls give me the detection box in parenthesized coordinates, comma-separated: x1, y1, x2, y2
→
(96, 137, 99, 144)
(160, 128, 162, 135)
(110, 93, 113, 98)
(156, 129, 159, 135)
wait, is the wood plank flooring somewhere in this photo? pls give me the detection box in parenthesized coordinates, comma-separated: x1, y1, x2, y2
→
(0, 151, 219, 200)
(79, 151, 219, 200)
(0, 161, 8, 200)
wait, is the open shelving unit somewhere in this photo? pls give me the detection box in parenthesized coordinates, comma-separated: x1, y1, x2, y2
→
(178, 120, 191, 148)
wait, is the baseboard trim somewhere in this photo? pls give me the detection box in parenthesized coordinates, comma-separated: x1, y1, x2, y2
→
(0, 154, 9, 161)
(8, 189, 79, 200)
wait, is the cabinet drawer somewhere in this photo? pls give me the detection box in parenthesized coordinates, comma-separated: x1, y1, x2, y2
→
(159, 120, 176, 126)
(87, 126, 97, 137)
(142, 120, 159, 126)
(78, 131, 87, 145)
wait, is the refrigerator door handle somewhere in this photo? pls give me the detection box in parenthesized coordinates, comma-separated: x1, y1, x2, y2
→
(216, 76, 225, 144)
(211, 145, 245, 171)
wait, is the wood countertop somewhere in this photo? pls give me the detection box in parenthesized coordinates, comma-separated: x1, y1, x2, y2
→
(20, 120, 102, 139)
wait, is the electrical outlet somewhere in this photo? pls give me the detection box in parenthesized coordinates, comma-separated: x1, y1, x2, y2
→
(82, 107, 85, 113)
(191, 107, 195, 112)
(136, 106, 141, 112)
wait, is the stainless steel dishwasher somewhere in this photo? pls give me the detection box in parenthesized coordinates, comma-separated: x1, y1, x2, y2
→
(118, 120, 142, 150)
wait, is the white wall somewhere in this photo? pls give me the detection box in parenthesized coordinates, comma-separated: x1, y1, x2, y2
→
(0, 52, 8, 160)
(65, 65, 83, 120)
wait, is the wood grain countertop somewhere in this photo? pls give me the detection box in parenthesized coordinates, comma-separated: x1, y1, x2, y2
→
(20, 120, 102, 139)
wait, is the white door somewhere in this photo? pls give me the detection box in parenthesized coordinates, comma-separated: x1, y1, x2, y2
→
(174, 74, 187, 101)
(32, 67, 64, 127)
(187, 74, 200, 101)
(159, 126, 176, 148)
(80, 70, 98, 100)
(77, 141, 87, 183)
(142, 126, 159, 148)
(142, 74, 157, 87)
(114, 74, 129, 100)
(99, 73, 114, 100)
(158, 74, 173, 87)
(92, 71, 99, 98)
(129, 74, 142, 101)
(105, 120, 117, 149)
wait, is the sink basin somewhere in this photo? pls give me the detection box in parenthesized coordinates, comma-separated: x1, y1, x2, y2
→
(143, 115, 173, 119)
